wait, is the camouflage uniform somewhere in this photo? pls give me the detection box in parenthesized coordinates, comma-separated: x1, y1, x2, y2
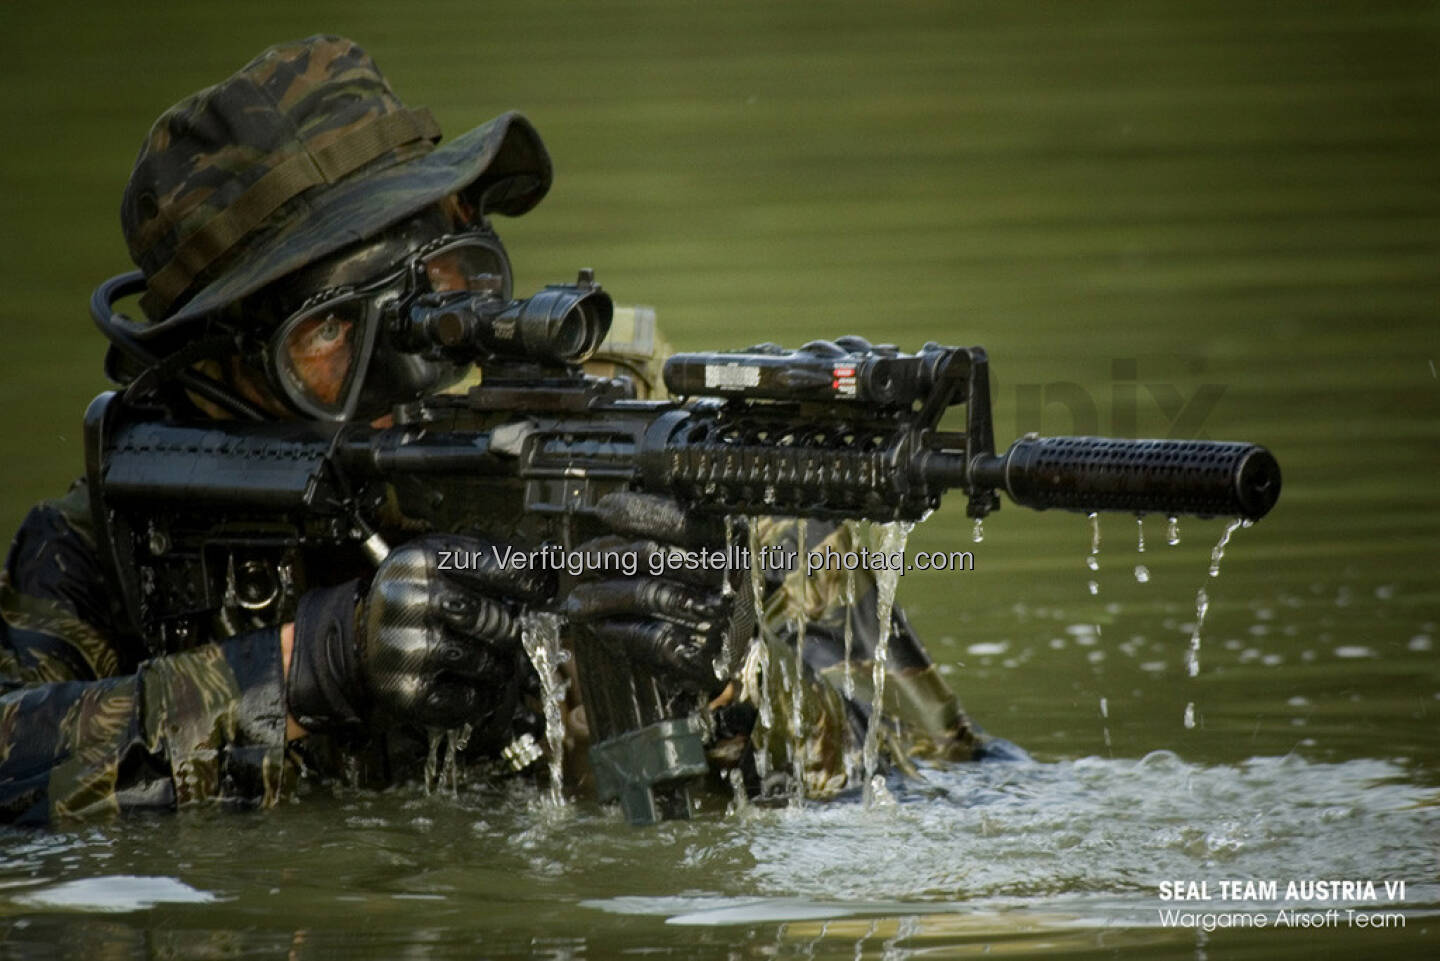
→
(0, 481, 292, 825)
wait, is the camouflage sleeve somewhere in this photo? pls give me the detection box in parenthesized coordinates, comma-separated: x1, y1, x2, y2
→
(736, 517, 980, 796)
(0, 631, 292, 824)
(0, 483, 293, 825)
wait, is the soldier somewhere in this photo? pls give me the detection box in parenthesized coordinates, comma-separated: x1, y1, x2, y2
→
(0, 36, 1011, 827)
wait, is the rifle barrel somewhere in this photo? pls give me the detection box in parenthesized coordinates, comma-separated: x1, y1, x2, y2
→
(966, 436, 1281, 521)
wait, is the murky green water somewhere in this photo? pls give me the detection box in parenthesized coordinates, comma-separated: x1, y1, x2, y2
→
(1, 1, 1436, 958)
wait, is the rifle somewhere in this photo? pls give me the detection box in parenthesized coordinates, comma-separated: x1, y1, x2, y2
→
(87, 269, 1282, 823)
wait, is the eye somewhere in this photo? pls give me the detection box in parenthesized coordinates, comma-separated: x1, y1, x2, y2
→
(316, 315, 345, 344)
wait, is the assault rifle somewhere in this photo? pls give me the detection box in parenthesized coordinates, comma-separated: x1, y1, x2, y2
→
(88, 269, 1281, 823)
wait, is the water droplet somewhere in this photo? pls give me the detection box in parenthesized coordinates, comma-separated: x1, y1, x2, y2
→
(1086, 555, 1100, 572)
(1167, 516, 1180, 546)
(1134, 564, 1151, 583)
(1187, 588, 1208, 677)
(972, 518, 985, 543)
(1088, 580, 1099, 595)
(1136, 516, 1146, 554)
(1183, 702, 1197, 729)
(1209, 518, 1244, 577)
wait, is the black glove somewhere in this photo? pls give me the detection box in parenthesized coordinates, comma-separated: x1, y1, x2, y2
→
(287, 533, 556, 733)
(563, 492, 753, 691)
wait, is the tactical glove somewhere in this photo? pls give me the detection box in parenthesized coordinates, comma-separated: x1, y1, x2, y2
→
(287, 533, 556, 733)
(563, 492, 753, 691)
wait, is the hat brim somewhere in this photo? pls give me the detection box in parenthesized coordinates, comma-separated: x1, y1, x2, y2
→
(140, 111, 551, 336)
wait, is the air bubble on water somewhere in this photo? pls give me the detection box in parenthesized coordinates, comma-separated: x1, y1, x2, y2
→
(1167, 516, 1180, 546)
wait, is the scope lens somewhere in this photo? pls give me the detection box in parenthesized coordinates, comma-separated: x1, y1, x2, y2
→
(548, 309, 586, 360)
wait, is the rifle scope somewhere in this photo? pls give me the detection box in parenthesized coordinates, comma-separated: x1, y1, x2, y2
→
(400, 269, 613, 365)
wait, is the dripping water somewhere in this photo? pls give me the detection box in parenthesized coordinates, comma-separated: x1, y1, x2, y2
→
(421, 724, 472, 796)
(712, 516, 742, 682)
(726, 767, 750, 816)
(1187, 590, 1208, 677)
(790, 520, 810, 804)
(1185, 518, 1245, 679)
(742, 519, 772, 778)
(841, 562, 858, 700)
(1100, 696, 1111, 753)
(862, 521, 913, 806)
(443, 723, 472, 794)
(1167, 515, 1181, 546)
(424, 728, 442, 795)
(1183, 701, 1197, 729)
(521, 611, 568, 806)
(1086, 511, 1101, 595)
(1209, 517, 1244, 577)
(972, 518, 984, 543)
(840, 520, 862, 787)
(1135, 515, 1150, 584)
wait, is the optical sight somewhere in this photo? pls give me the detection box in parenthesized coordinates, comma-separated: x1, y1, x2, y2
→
(401, 269, 613, 366)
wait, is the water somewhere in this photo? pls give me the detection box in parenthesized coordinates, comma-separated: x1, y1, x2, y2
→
(1208, 518, 1245, 578)
(1134, 517, 1151, 583)
(791, 519, 809, 770)
(741, 520, 774, 779)
(1186, 519, 1243, 678)
(1, 1, 1438, 958)
(520, 612, 568, 807)
(840, 525, 858, 700)
(3, 754, 1434, 958)
(861, 521, 914, 807)
(712, 517, 742, 682)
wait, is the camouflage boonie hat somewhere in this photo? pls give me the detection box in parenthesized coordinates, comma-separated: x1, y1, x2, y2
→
(121, 35, 551, 335)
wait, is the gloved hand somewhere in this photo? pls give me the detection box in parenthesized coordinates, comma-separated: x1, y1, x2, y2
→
(286, 533, 556, 733)
(564, 492, 753, 691)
